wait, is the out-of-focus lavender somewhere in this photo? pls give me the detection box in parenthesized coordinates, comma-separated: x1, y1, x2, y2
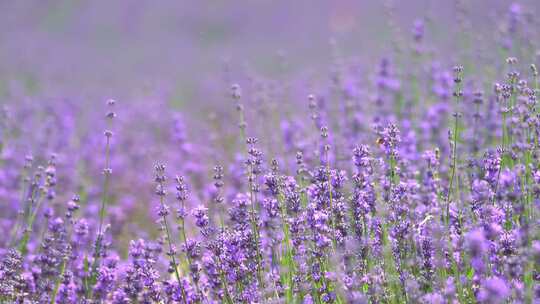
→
(1, 1, 540, 303)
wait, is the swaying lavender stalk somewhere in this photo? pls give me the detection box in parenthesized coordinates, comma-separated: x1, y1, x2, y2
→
(9, 155, 32, 246)
(321, 126, 338, 251)
(445, 65, 463, 224)
(88, 99, 115, 295)
(207, 165, 235, 304)
(246, 138, 264, 289)
(154, 164, 186, 303)
(232, 84, 264, 289)
(18, 155, 56, 256)
(50, 196, 80, 304)
(174, 175, 204, 302)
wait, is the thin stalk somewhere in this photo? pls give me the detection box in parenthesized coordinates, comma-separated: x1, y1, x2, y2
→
(524, 66, 538, 303)
(51, 219, 76, 302)
(445, 67, 463, 225)
(233, 87, 264, 289)
(216, 252, 234, 304)
(276, 185, 296, 303)
(50, 255, 68, 304)
(155, 167, 185, 304)
(160, 201, 185, 304)
(88, 132, 112, 292)
(442, 70, 466, 299)
(214, 208, 234, 303)
(88, 101, 115, 295)
(210, 169, 234, 304)
(324, 147, 337, 251)
(247, 167, 264, 287)
(9, 161, 31, 245)
(178, 202, 203, 302)
(18, 185, 44, 256)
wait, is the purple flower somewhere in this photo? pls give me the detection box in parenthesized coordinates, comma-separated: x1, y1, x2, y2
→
(477, 276, 510, 303)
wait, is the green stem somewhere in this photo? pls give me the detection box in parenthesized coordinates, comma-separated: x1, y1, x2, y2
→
(162, 206, 185, 303)
(9, 164, 30, 245)
(88, 134, 111, 295)
(445, 70, 463, 225)
(18, 187, 44, 256)
(277, 191, 294, 300)
(178, 203, 204, 302)
(237, 99, 264, 290)
(324, 148, 337, 251)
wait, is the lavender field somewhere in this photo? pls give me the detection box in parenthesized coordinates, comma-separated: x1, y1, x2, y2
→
(1, 1, 540, 303)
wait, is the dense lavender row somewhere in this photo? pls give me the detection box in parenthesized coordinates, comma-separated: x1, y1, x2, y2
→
(1, 2, 540, 304)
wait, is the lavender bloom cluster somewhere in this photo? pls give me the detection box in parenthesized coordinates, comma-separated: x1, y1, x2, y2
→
(1, 2, 540, 304)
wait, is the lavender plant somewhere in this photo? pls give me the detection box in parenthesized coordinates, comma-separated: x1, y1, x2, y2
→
(0, 2, 539, 304)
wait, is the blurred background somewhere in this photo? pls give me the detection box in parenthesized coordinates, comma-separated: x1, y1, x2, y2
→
(1, 0, 539, 113)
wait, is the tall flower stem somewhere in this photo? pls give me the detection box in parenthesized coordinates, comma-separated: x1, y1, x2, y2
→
(443, 66, 466, 301)
(9, 155, 32, 246)
(445, 66, 463, 225)
(19, 155, 56, 256)
(175, 176, 204, 302)
(50, 196, 80, 304)
(88, 99, 115, 295)
(321, 126, 338, 251)
(231, 84, 264, 288)
(155, 164, 186, 304)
